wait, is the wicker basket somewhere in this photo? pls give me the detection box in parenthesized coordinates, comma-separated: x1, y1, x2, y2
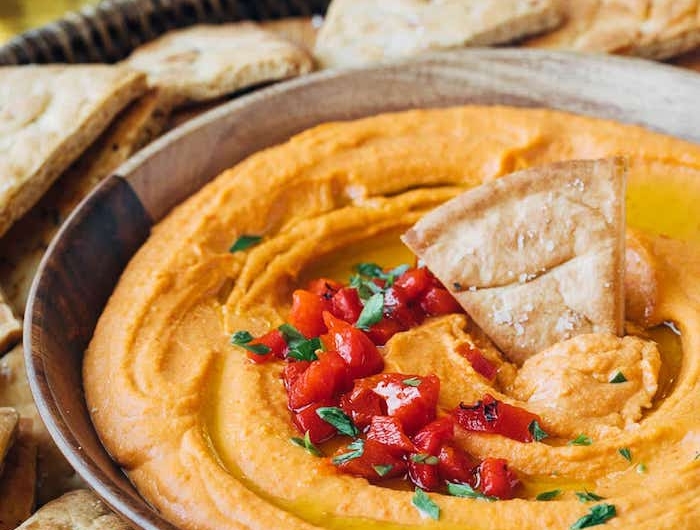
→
(0, 0, 330, 65)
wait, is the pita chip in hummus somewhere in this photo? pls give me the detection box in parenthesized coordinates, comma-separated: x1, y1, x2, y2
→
(402, 158, 626, 365)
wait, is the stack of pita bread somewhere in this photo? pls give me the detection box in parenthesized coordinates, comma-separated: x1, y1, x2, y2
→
(1, 0, 699, 526)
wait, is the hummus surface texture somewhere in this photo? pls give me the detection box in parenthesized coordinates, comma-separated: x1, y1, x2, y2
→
(84, 106, 700, 530)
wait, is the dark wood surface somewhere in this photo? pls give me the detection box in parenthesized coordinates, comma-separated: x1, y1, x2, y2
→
(25, 49, 700, 530)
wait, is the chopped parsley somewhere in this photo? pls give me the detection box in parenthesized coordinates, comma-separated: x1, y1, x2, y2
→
(528, 420, 549, 442)
(290, 431, 322, 457)
(316, 407, 359, 438)
(229, 234, 262, 253)
(609, 371, 627, 383)
(355, 262, 410, 287)
(349, 274, 382, 300)
(410, 453, 439, 465)
(355, 292, 384, 330)
(230, 330, 271, 355)
(618, 447, 632, 462)
(636, 463, 647, 474)
(536, 489, 561, 501)
(568, 434, 593, 446)
(412, 487, 440, 520)
(575, 490, 605, 503)
(372, 464, 393, 477)
(446, 482, 497, 502)
(402, 377, 422, 387)
(569, 503, 616, 529)
(332, 439, 365, 465)
(278, 323, 321, 361)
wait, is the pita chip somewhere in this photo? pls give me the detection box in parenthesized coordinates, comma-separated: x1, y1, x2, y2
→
(527, 0, 700, 60)
(0, 408, 18, 473)
(0, 419, 37, 530)
(402, 158, 626, 365)
(124, 22, 314, 108)
(15, 489, 131, 530)
(314, 0, 562, 68)
(0, 287, 20, 354)
(0, 65, 146, 238)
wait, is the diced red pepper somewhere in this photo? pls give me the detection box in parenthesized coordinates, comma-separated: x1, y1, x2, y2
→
(330, 287, 364, 324)
(452, 394, 542, 443)
(412, 417, 454, 455)
(246, 329, 287, 363)
(340, 387, 387, 429)
(394, 268, 433, 302)
(438, 444, 477, 486)
(365, 317, 403, 346)
(307, 278, 343, 299)
(289, 289, 331, 338)
(333, 439, 406, 482)
(419, 287, 462, 316)
(477, 458, 519, 500)
(384, 285, 424, 329)
(407, 457, 441, 491)
(287, 351, 349, 411)
(366, 416, 415, 457)
(282, 360, 310, 393)
(458, 344, 498, 380)
(354, 373, 439, 435)
(321, 312, 384, 379)
(292, 401, 337, 444)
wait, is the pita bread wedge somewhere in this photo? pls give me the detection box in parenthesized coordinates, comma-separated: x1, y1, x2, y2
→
(0, 89, 168, 316)
(527, 0, 700, 60)
(314, 0, 562, 68)
(0, 65, 146, 239)
(0, 288, 20, 354)
(0, 419, 37, 530)
(0, 408, 18, 473)
(124, 23, 314, 108)
(260, 16, 321, 54)
(402, 158, 626, 365)
(0, 345, 84, 505)
(15, 489, 130, 530)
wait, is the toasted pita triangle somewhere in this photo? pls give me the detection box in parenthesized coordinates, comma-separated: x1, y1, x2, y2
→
(402, 158, 626, 365)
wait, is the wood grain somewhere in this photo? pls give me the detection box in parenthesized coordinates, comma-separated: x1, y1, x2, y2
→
(25, 49, 700, 530)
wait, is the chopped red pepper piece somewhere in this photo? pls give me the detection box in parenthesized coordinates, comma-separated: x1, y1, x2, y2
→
(339, 387, 387, 429)
(366, 416, 415, 457)
(365, 317, 403, 346)
(412, 417, 454, 455)
(287, 351, 349, 411)
(407, 456, 442, 492)
(458, 344, 498, 380)
(394, 267, 433, 302)
(246, 329, 287, 363)
(292, 401, 338, 444)
(289, 289, 331, 338)
(330, 287, 364, 323)
(452, 394, 542, 443)
(419, 286, 462, 316)
(477, 457, 520, 499)
(438, 444, 478, 486)
(321, 312, 384, 379)
(282, 360, 310, 393)
(384, 285, 424, 329)
(307, 278, 343, 299)
(333, 439, 406, 482)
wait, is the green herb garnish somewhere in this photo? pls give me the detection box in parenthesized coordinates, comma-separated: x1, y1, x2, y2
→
(618, 447, 632, 462)
(575, 490, 605, 503)
(230, 330, 271, 355)
(570, 504, 616, 529)
(349, 274, 382, 300)
(316, 407, 359, 438)
(412, 488, 440, 520)
(332, 439, 365, 465)
(609, 371, 627, 383)
(636, 463, 647, 474)
(278, 323, 321, 361)
(568, 434, 593, 446)
(229, 235, 262, 253)
(372, 464, 393, 477)
(410, 453, 439, 465)
(402, 377, 422, 387)
(536, 489, 561, 501)
(290, 431, 322, 457)
(528, 420, 549, 442)
(355, 292, 384, 330)
(446, 482, 497, 501)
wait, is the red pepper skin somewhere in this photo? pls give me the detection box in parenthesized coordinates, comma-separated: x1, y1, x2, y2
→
(412, 417, 454, 455)
(339, 387, 387, 429)
(394, 268, 433, 302)
(452, 394, 542, 443)
(438, 444, 478, 486)
(366, 416, 416, 457)
(307, 278, 343, 299)
(477, 457, 520, 499)
(282, 360, 311, 393)
(419, 287, 462, 316)
(458, 344, 498, 380)
(292, 400, 338, 444)
(287, 351, 349, 411)
(407, 457, 442, 492)
(334, 439, 406, 482)
(365, 318, 403, 346)
(321, 312, 384, 379)
(289, 289, 331, 338)
(330, 287, 364, 324)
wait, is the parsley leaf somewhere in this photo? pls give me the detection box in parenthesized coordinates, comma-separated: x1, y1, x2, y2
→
(229, 235, 262, 253)
(332, 439, 365, 465)
(636, 463, 647, 474)
(536, 489, 561, 501)
(412, 488, 440, 520)
(575, 490, 605, 503)
(316, 407, 359, 438)
(230, 330, 271, 355)
(446, 482, 497, 502)
(349, 274, 381, 300)
(618, 447, 632, 462)
(528, 420, 549, 442)
(568, 434, 593, 446)
(278, 323, 321, 361)
(570, 504, 616, 529)
(410, 453, 439, 465)
(609, 371, 627, 383)
(373, 464, 393, 477)
(278, 323, 305, 342)
(402, 377, 422, 387)
(353, 262, 410, 287)
(290, 431, 322, 457)
(355, 292, 384, 330)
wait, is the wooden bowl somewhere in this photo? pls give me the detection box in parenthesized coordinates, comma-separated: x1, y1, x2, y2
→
(24, 49, 700, 530)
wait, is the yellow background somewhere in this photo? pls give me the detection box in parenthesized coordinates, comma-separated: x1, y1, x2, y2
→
(0, 0, 100, 43)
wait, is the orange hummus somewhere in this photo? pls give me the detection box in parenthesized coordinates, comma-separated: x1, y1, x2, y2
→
(84, 106, 700, 530)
